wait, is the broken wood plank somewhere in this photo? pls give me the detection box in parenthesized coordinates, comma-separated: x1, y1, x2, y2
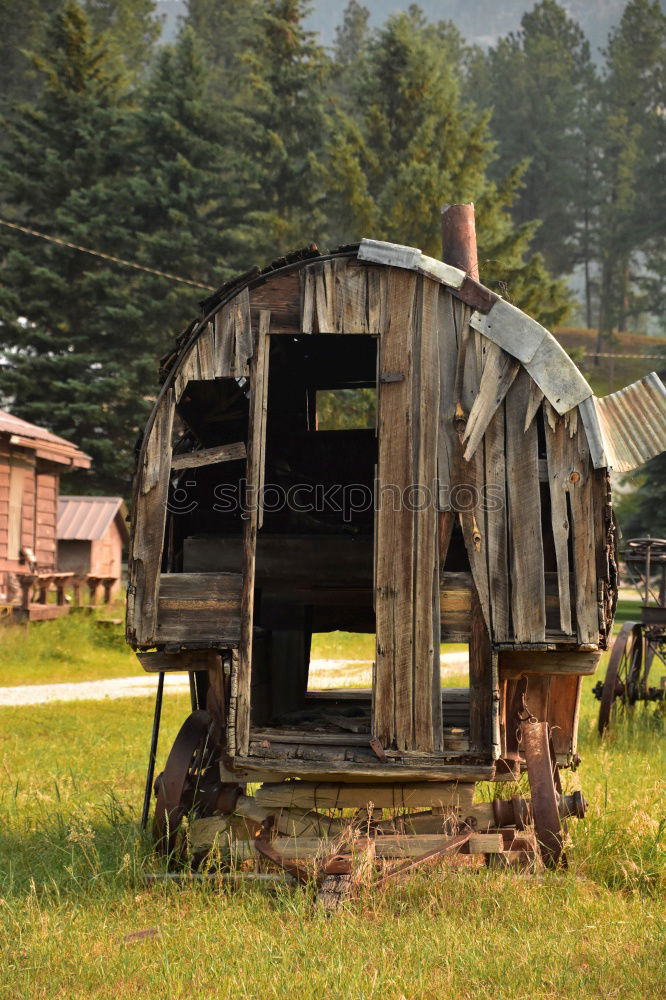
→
(505, 370, 546, 643)
(171, 441, 246, 470)
(524, 380, 545, 431)
(457, 320, 492, 633)
(484, 404, 510, 641)
(462, 343, 519, 461)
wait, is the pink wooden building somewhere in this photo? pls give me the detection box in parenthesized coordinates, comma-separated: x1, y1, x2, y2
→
(0, 409, 90, 611)
(57, 496, 128, 599)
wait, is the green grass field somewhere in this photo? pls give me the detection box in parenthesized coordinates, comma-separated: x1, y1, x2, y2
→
(0, 619, 664, 998)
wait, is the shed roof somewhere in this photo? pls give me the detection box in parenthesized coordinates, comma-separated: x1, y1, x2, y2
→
(58, 496, 129, 545)
(0, 408, 90, 469)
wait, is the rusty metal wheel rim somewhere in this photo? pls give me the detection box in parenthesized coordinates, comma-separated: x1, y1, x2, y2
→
(153, 709, 217, 855)
(598, 622, 643, 734)
(521, 720, 567, 869)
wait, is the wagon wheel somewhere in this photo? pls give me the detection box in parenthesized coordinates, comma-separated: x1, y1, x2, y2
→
(153, 710, 238, 856)
(597, 622, 643, 735)
(521, 720, 567, 869)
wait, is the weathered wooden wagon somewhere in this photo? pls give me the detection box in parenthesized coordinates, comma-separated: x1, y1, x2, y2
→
(127, 206, 666, 888)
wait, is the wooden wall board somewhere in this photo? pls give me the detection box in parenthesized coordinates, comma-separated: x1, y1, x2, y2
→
(505, 371, 546, 643)
(155, 572, 241, 644)
(171, 442, 246, 470)
(568, 421, 599, 645)
(457, 319, 492, 632)
(484, 405, 510, 641)
(462, 343, 519, 462)
(544, 404, 574, 635)
(374, 270, 418, 750)
(439, 571, 472, 639)
(127, 389, 174, 645)
(235, 310, 270, 755)
(544, 403, 599, 645)
(546, 674, 582, 758)
(436, 290, 459, 523)
(499, 648, 600, 677)
(249, 272, 300, 333)
(412, 277, 441, 751)
(469, 582, 493, 753)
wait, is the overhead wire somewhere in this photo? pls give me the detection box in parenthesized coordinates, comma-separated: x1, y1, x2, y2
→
(0, 217, 216, 291)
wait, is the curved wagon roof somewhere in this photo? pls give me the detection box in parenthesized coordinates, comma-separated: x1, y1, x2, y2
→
(153, 239, 666, 476)
(129, 237, 666, 654)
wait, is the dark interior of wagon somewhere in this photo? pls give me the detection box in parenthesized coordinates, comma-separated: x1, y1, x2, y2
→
(164, 333, 474, 753)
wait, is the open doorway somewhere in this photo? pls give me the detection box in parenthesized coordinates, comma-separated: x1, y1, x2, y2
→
(248, 335, 377, 740)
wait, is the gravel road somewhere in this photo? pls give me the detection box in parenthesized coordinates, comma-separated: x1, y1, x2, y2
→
(0, 653, 468, 707)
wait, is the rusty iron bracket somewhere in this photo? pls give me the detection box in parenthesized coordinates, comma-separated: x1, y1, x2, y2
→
(369, 737, 388, 762)
(253, 817, 312, 885)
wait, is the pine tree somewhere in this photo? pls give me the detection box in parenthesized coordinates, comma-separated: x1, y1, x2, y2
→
(241, 0, 331, 254)
(83, 0, 162, 79)
(324, 8, 571, 327)
(0, 1, 62, 116)
(332, 0, 370, 100)
(116, 24, 254, 317)
(184, 0, 261, 101)
(595, 0, 666, 348)
(0, 3, 155, 492)
(468, 2, 599, 284)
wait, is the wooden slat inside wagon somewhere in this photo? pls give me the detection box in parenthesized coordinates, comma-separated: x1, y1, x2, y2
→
(155, 572, 242, 644)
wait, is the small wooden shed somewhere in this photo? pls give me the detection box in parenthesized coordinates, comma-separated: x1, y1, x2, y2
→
(58, 496, 129, 599)
(127, 212, 666, 876)
(0, 409, 90, 613)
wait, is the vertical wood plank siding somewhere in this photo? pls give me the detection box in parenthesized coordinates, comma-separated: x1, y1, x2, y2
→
(374, 273, 440, 751)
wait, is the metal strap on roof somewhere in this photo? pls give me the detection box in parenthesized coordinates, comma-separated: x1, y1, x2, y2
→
(358, 238, 594, 415)
(358, 238, 465, 288)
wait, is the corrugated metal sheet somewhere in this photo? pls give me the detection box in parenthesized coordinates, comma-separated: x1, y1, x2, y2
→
(594, 372, 666, 473)
(58, 496, 128, 542)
